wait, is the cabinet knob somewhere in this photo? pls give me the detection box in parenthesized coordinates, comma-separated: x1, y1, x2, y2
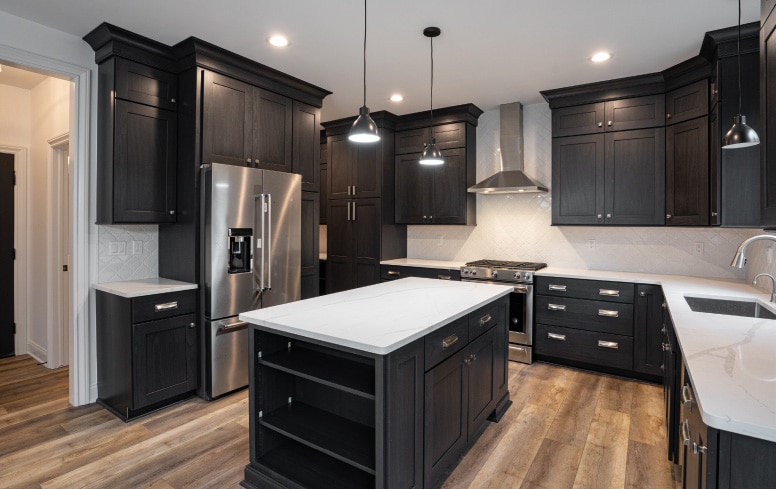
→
(597, 214, 602, 219)
(169, 210, 175, 215)
(607, 121, 612, 126)
(666, 214, 672, 219)
(246, 158, 253, 166)
(171, 98, 176, 104)
(667, 113, 672, 119)
(189, 322, 196, 329)
(639, 291, 646, 297)
(711, 211, 718, 217)
(606, 213, 612, 219)
(597, 122, 603, 128)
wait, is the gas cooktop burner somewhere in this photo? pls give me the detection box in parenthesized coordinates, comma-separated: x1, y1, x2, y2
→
(464, 259, 547, 271)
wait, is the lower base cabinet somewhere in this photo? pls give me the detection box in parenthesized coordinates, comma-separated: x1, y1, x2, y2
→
(96, 289, 198, 421)
(242, 296, 509, 489)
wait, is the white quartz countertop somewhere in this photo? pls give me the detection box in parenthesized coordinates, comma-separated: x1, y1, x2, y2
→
(94, 278, 198, 298)
(240, 277, 513, 355)
(538, 266, 776, 443)
(380, 258, 466, 269)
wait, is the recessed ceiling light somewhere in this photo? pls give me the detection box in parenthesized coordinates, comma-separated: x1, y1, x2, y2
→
(268, 35, 290, 48)
(590, 52, 612, 63)
(389, 94, 404, 102)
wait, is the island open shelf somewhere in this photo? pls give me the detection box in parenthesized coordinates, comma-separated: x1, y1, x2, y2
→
(240, 278, 513, 489)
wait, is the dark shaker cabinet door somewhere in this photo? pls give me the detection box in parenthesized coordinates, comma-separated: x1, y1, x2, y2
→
(665, 80, 708, 126)
(113, 100, 177, 223)
(666, 117, 709, 226)
(352, 198, 381, 289)
(551, 134, 605, 225)
(430, 148, 467, 224)
(328, 136, 354, 199)
(395, 153, 427, 223)
(352, 143, 382, 198)
(633, 284, 664, 377)
(253, 88, 293, 173)
(115, 58, 178, 111)
(552, 103, 605, 137)
(132, 314, 197, 409)
(605, 128, 665, 225)
(605, 95, 665, 131)
(466, 328, 496, 440)
(293, 101, 321, 192)
(762, 12, 776, 227)
(301, 192, 319, 300)
(325, 200, 352, 294)
(201, 71, 252, 166)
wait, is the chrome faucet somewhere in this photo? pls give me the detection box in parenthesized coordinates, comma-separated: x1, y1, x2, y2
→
(754, 274, 776, 302)
(730, 234, 776, 268)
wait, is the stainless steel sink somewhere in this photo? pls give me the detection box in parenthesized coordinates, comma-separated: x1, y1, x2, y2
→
(684, 296, 776, 320)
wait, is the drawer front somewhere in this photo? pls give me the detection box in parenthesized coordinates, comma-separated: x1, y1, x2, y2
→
(132, 290, 196, 323)
(425, 316, 469, 370)
(535, 295, 633, 336)
(535, 276, 634, 303)
(468, 299, 503, 340)
(535, 323, 633, 370)
(380, 265, 460, 282)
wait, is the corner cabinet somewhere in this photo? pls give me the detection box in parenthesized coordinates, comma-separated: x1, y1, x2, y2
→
(393, 105, 482, 226)
(83, 24, 180, 224)
(242, 295, 509, 489)
(96, 289, 198, 421)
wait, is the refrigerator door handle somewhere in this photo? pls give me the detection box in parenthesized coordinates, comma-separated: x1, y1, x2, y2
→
(266, 193, 272, 291)
(254, 193, 266, 293)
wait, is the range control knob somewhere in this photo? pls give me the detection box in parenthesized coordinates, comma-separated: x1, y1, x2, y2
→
(491, 270, 499, 278)
(461, 268, 469, 275)
(514, 272, 521, 279)
(471, 269, 477, 276)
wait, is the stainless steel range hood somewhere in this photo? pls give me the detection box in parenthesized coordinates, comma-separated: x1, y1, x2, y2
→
(468, 102, 548, 194)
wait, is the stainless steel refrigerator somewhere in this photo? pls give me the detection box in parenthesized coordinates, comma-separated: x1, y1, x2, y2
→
(200, 163, 301, 399)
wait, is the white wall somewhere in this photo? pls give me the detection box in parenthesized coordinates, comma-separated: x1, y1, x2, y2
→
(0, 84, 31, 146)
(407, 103, 768, 284)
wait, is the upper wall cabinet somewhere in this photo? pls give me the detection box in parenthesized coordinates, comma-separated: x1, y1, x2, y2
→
(293, 102, 321, 192)
(84, 25, 179, 224)
(761, 9, 776, 228)
(551, 95, 665, 137)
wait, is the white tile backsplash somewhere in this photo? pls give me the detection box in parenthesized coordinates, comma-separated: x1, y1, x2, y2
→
(408, 103, 765, 283)
(97, 225, 159, 283)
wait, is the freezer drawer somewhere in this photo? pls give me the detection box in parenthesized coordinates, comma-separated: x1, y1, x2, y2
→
(209, 317, 249, 398)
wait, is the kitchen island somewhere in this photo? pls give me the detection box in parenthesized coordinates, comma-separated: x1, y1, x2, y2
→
(239, 277, 512, 489)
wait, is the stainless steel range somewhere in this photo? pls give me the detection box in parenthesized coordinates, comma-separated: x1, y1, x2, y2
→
(460, 259, 546, 364)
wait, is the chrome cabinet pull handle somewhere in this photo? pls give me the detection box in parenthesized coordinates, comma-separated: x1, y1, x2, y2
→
(598, 309, 619, 318)
(154, 301, 178, 312)
(387, 270, 400, 276)
(352, 201, 356, 221)
(681, 384, 695, 408)
(548, 332, 566, 341)
(548, 284, 567, 292)
(599, 289, 620, 297)
(441, 334, 459, 349)
(681, 420, 692, 447)
(437, 275, 451, 280)
(479, 314, 492, 326)
(547, 304, 566, 311)
(597, 340, 619, 349)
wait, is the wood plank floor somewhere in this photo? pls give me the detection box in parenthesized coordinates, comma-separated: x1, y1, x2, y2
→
(0, 355, 681, 489)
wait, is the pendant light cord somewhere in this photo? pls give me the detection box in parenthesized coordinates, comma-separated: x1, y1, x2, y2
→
(429, 36, 434, 132)
(737, 0, 742, 114)
(363, 0, 367, 108)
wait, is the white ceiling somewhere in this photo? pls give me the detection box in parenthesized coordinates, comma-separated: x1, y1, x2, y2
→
(0, 0, 761, 121)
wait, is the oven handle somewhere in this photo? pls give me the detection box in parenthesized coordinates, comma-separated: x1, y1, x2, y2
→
(461, 279, 530, 294)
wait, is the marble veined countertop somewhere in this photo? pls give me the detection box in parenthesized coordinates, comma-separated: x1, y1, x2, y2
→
(380, 258, 466, 269)
(94, 277, 198, 298)
(240, 277, 513, 355)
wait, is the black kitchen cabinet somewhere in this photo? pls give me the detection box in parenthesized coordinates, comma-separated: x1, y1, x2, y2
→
(320, 133, 328, 224)
(326, 198, 382, 294)
(301, 192, 320, 300)
(763, 7, 776, 227)
(81, 27, 180, 225)
(96, 289, 197, 421)
(395, 122, 467, 154)
(293, 101, 321, 192)
(395, 148, 470, 224)
(665, 116, 709, 226)
(551, 129, 665, 226)
(380, 264, 461, 282)
(551, 95, 665, 137)
(201, 71, 293, 172)
(327, 134, 385, 199)
(663, 307, 681, 464)
(665, 79, 708, 126)
(633, 284, 663, 379)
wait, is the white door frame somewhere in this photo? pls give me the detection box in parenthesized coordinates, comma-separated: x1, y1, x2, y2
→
(48, 133, 70, 369)
(0, 44, 93, 406)
(0, 145, 29, 358)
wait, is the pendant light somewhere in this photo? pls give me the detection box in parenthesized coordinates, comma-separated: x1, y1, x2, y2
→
(348, 0, 380, 143)
(722, 0, 760, 149)
(419, 27, 444, 165)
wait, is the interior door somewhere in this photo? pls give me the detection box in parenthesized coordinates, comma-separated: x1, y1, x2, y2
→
(0, 153, 13, 358)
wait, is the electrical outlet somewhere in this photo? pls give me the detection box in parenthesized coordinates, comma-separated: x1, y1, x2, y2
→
(694, 242, 704, 255)
(588, 239, 595, 250)
(132, 240, 143, 255)
(108, 241, 126, 256)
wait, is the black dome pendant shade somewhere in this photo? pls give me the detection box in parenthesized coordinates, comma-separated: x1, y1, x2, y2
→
(419, 27, 444, 165)
(722, 0, 760, 149)
(348, 0, 380, 143)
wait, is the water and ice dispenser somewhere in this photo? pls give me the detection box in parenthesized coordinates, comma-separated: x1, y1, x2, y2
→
(227, 228, 252, 274)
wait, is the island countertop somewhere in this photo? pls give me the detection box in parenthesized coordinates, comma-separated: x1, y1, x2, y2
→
(239, 277, 513, 355)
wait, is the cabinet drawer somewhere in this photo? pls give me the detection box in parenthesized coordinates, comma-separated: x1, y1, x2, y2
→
(115, 58, 178, 111)
(395, 123, 465, 154)
(380, 265, 460, 281)
(535, 276, 634, 303)
(425, 316, 468, 371)
(535, 295, 633, 336)
(468, 300, 502, 340)
(132, 290, 196, 323)
(535, 323, 633, 370)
